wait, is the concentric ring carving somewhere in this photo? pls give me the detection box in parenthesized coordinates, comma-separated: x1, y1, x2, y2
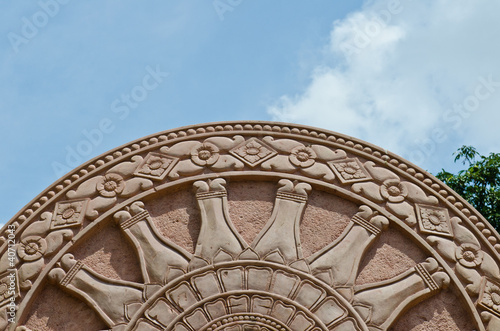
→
(128, 261, 367, 331)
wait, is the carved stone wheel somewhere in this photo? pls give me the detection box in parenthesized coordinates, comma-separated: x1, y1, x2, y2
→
(2, 122, 500, 331)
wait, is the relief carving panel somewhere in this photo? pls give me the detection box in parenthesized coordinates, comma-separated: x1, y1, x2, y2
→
(0, 122, 497, 331)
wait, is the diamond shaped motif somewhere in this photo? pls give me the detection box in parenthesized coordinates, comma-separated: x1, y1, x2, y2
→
(478, 278, 500, 317)
(229, 138, 277, 167)
(328, 158, 371, 184)
(134, 152, 179, 180)
(0, 270, 19, 308)
(415, 204, 453, 237)
(51, 199, 89, 230)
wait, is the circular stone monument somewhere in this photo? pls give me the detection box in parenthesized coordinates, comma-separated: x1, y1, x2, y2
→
(2, 121, 500, 330)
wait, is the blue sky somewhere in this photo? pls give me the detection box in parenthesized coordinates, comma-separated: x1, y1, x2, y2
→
(1, 0, 499, 226)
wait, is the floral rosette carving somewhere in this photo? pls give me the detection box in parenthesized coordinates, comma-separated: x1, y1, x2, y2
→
(259, 136, 347, 182)
(0, 210, 75, 291)
(351, 161, 438, 226)
(330, 158, 370, 183)
(481, 280, 500, 311)
(135, 153, 177, 180)
(159, 136, 246, 179)
(191, 142, 220, 166)
(416, 205, 453, 237)
(0, 157, 155, 292)
(52, 200, 86, 229)
(229, 137, 277, 166)
(427, 217, 500, 295)
(480, 279, 500, 328)
(17, 236, 47, 262)
(66, 155, 153, 219)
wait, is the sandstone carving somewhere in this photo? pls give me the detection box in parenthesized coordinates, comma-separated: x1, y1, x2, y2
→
(47, 181, 450, 330)
(1, 122, 498, 330)
(114, 201, 190, 284)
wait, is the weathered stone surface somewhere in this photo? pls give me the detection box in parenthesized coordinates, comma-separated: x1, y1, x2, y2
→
(2, 122, 498, 330)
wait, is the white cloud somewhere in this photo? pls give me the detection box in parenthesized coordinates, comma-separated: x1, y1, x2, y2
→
(268, 0, 500, 171)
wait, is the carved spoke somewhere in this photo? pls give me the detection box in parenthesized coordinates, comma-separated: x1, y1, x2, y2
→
(43, 178, 454, 331)
(189, 179, 249, 271)
(114, 201, 191, 285)
(308, 205, 389, 294)
(252, 179, 311, 272)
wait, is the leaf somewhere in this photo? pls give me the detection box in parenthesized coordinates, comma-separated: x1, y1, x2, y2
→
(436, 146, 500, 232)
(453, 145, 479, 165)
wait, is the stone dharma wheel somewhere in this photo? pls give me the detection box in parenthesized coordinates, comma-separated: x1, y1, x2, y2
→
(2, 122, 500, 331)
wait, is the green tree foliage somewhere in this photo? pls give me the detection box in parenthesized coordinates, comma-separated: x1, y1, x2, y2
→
(436, 146, 500, 231)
